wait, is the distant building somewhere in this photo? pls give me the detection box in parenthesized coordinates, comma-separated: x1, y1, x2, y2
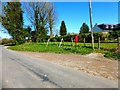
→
(93, 24, 120, 33)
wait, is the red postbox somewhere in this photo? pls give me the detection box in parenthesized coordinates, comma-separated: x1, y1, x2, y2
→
(74, 35, 78, 43)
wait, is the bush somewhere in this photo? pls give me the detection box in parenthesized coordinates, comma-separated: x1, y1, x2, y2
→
(0, 40, 2, 45)
(63, 35, 76, 42)
(2, 38, 9, 45)
(104, 51, 120, 60)
(79, 33, 92, 43)
(2, 38, 16, 46)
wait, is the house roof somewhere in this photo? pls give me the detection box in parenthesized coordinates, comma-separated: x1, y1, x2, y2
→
(97, 24, 120, 30)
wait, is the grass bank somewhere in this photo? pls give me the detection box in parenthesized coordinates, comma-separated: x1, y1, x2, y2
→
(8, 42, 120, 60)
(8, 42, 93, 54)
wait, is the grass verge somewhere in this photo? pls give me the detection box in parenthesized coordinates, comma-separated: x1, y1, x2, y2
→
(8, 42, 119, 60)
(8, 42, 93, 54)
(104, 52, 120, 60)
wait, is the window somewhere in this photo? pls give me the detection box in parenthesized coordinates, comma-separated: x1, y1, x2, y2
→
(106, 25, 109, 29)
(111, 25, 113, 29)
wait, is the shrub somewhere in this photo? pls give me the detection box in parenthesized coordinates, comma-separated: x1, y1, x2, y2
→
(104, 51, 120, 60)
(0, 40, 2, 45)
(2, 38, 9, 45)
(2, 38, 16, 46)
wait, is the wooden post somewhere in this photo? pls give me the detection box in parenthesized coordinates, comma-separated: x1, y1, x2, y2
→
(118, 37, 120, 48)
(59, 38, 63, 47)
(98, 36, 100, 50)
(71, 37, 74, 47)
(46, 38, 50, 47)
(84, 37, 86, 47)
(89, 0, 94, 49)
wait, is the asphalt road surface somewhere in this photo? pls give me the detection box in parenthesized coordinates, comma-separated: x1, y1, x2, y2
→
(1, 45, 118, 88)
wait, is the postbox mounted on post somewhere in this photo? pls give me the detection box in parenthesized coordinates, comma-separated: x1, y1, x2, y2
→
(74, 35, 78, 43)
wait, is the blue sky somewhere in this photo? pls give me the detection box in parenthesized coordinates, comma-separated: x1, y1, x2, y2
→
(0, 2, 118, 38)
(54, 2, 118, 33)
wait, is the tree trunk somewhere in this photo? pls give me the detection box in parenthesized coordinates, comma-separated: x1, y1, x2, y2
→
(50, 20, 53, 39)
(98, 36, 100, 50)
(50, 27, 53, 38)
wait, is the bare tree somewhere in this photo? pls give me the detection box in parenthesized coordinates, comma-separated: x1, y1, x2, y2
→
(22, 2, 57, 41)
(46, 3, 57, 38)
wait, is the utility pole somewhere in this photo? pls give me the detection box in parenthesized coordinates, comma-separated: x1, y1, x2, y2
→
(89, 0, 94, 49)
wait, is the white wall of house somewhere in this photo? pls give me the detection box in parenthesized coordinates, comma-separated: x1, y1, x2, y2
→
(93, 24, 103, 32)
(93, 24, 110, 33)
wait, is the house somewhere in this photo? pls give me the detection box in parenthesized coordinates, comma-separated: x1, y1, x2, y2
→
(93, 23, 120, 33)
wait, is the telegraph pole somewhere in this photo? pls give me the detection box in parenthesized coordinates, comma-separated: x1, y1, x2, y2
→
(89, 0, 94, 49)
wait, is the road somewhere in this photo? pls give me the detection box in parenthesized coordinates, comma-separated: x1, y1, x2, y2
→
(1, 45, 118, 88)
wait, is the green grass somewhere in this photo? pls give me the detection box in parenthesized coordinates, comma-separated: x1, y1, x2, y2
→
(8, 42, 119, 60)
(8, 42, 93, 54)
(45, 42, 117, 49)
(104, 52, 120, 60)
